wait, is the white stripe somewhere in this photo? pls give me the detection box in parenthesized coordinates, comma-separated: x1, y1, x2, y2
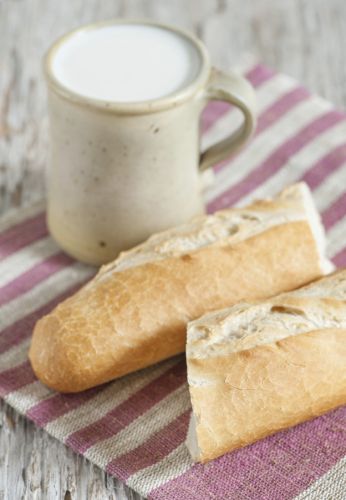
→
(202, 73, 298, 151)
(85, 384, 190, 468)
(0, 237, 59, 288)
(200, 168, 215, 190)
(127, 442, 193, 497)
(327, 217, 346, 257)
(234, 121, 346, 208)
(0, 338, 30, 371)
(314, 162, 346, 212)
(0, 201, 44, 234)
(205, 96, 333, 203)
(0, 262, 93, 331)
(45, 357, 179, 439)
(4, 381, 52, 414)
(294, 456, 346, 500)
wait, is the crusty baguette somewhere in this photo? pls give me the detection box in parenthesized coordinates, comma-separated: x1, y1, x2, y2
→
(29, 183, 332, 392)
(186, 269, 346, 463)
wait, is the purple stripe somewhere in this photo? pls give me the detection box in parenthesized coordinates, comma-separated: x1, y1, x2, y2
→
(333, 247, 346, 267)
(106, 411, 190, 481)
(202, 102, 233, 133)
(0, 213, 47, 259)
(0, 280, 89, 355)
(0, 252, 74, 307)
(27, 384, 106, 427)
(322, 192, 346, 229)
(301, 143, 346, 189)
(149, 406, 346, 500)
(245, 63, 276, 88)
(208, 110, 345, 212)
(202, 64, 274, 133)
(256, 87, 309, 135)
(214, 86, 310, 174)
(65, 361, 187, 454)
(0, 361, 37, 396)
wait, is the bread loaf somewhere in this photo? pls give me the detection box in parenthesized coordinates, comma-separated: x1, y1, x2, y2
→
(29, 183, 332, 392)
(186, 270, 346, 463)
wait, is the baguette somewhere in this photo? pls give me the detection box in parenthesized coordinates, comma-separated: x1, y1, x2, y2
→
(186, 270, 346, 463)
(29, 183, 332, 392)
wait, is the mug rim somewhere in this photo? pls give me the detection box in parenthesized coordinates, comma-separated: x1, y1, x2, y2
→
(44, 19, 211, 114)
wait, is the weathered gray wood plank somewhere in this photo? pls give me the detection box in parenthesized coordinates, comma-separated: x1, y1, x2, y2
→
(0, 400, 141, 500)
(1, 0, 346, 498)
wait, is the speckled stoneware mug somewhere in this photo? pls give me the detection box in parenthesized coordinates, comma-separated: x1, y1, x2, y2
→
(44, 20, 256, 265)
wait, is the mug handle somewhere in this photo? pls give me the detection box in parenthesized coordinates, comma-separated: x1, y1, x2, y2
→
(199, 68, 257, 172)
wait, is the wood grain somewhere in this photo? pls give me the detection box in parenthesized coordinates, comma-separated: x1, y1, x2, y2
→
(1, 0, 346, 498)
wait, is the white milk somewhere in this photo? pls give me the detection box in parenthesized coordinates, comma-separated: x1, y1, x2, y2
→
(51, 24, 202, 103)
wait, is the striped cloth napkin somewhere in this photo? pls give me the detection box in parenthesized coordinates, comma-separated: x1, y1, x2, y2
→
(0, 63, 345, 500)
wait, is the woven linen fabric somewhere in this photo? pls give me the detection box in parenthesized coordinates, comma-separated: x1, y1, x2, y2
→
(0, 63, 346, 500)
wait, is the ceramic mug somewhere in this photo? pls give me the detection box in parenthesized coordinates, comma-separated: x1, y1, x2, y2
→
(44, 20, 256, 265)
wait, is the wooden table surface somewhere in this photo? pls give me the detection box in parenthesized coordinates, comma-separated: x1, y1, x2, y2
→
(1, 0, 346, 498)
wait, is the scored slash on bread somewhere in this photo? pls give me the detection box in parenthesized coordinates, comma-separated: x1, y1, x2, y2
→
(186, 270, 346, 463)
(29, 183, 332, 392)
